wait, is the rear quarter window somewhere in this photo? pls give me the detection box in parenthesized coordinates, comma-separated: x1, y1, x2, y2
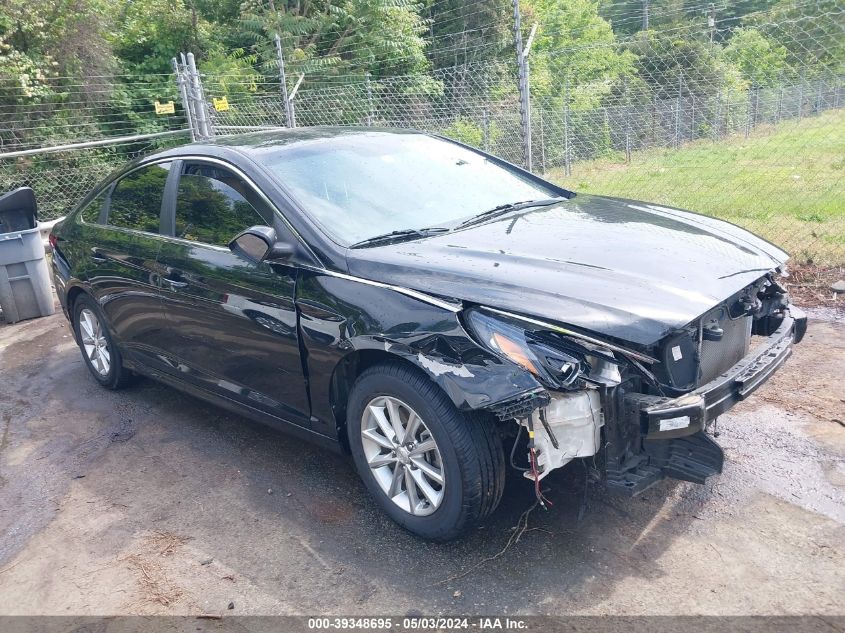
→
(77, 189, 109, 224)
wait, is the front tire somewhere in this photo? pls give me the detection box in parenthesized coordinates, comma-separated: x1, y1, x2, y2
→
(72, 294, 135, 390)
(347, 362, 505, 541)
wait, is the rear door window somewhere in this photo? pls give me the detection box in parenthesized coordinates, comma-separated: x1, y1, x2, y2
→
(107, 162, 171, 233)
(174, 164, 268, 247)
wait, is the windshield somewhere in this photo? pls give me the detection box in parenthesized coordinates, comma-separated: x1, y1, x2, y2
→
(249, 132, 563, 246)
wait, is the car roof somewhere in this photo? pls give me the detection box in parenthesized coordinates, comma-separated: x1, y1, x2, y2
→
(203, 125, 425, 151)
(143, 126, 433, 167)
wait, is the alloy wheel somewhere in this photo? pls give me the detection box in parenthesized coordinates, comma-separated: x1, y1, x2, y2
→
(360, 395, 445, 516)
(79, 308, 111, 377)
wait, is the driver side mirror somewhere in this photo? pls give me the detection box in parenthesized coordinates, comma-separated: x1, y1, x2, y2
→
(229, 225, 293, 264)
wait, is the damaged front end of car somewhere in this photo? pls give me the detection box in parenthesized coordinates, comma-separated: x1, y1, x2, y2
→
(464, 271, 807, 495)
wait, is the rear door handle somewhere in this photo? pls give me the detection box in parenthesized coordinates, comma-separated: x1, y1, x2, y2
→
(90, 248, 107, 264)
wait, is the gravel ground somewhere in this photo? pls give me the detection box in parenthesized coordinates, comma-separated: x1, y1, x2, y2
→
(0, 309, 843, 616)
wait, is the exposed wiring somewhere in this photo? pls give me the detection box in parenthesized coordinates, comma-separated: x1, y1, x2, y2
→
(538, 408, 559, 449)
(526, 415, 554, 509)
(627, 355, 669, 397)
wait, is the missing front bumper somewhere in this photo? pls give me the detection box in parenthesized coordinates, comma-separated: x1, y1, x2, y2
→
(625, 311, 799, 441)
(607, 309, 802, 495)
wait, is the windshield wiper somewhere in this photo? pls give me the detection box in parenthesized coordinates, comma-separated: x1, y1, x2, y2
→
(456, 197, 565, 229)
(349, 226, 450, 249)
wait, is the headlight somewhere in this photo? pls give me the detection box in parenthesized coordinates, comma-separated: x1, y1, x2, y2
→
(464, 309, 584, 388)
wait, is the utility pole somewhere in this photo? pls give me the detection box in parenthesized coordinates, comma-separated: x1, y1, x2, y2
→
(512, 0, 538, 172)
(708, 3, 716, 45)
(642, 0, 650, 31)
(512, 0, 531, 171)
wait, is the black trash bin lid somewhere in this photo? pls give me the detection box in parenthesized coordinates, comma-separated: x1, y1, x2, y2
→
(0, 187, 38, 233)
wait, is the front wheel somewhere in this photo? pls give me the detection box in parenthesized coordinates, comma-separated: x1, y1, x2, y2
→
(347, 362, 505, 541)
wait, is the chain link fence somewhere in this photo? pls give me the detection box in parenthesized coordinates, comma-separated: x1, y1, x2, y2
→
(1, 2, 842, 265)
(0, 72, 189, 219)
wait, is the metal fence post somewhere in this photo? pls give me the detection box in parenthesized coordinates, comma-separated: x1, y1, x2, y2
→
(624, 77, 631, 163)
(745, 85, 753, 138)
(287, 72, 304, 128)
(712, 88, 722, 141)
(538, 106, 545, 173)
(289, 100, 298, 128)
(482, 108, 490, 152)
(690, 93, 696, 141)
(512, 0, 531, 171)
(186, 53, 212, 140)
(563, 77, 571, 177)
(366, 72, 374, 126)
(172, 57, 196, 142)
(180, 53, 199, 137)
(274, 33, 295, 128)
(674, 73, 682, 148)
(651, 93, 657, 146)
(798, 71, 805, 120)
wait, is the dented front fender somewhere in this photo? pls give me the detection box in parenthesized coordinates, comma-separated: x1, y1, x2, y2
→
(295, 271, 542, 438)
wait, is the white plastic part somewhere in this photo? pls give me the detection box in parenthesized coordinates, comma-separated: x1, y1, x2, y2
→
(38, 217, 63, 251)
(523, 390, 603, 481)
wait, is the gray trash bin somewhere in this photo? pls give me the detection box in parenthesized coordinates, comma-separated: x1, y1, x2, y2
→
(0, 187, 55, 324)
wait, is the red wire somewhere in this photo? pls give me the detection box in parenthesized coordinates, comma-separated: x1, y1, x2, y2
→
(529, 448, 553, 508)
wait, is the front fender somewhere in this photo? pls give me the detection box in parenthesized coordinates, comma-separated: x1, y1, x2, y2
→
(295, 271, 541, 438)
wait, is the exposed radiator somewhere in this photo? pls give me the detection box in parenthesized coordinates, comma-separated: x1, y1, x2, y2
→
(699, 307, 752, 384)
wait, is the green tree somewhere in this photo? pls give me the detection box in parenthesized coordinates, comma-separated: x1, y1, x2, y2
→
(723, 27, 788, 86)
(238, 0, 429, 81)
(628, 33, 736, 100)
(525, 0, 636, 107)
(426, 0, 512, 69)
(112, 0, 207, 75)
(752, 0, 845, 75)
(0, 0, 117, 79)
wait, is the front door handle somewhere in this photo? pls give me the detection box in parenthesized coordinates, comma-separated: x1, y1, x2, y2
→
(163, 278, 188, 289)
(90, 248, 107, 264)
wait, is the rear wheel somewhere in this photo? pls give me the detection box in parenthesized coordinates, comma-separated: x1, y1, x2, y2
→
(347, 362, 505, 541)
(72, 295, 135, 389)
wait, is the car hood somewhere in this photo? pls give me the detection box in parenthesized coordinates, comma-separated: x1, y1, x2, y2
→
(345, 194, 788, 346)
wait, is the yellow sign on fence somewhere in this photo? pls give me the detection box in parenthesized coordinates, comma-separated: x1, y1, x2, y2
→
(213, 96, 230, 112)
(154, 100, 175, 115)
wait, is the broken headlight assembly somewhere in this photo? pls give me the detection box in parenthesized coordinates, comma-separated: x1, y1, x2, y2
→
(463, 307, 620, 389)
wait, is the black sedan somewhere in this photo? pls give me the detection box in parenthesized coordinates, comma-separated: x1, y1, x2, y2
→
(49, 128, 806, 541)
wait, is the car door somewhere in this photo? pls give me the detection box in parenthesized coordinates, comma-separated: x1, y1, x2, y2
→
(155, 159, 310, 426)
(80, 161, 173, 371)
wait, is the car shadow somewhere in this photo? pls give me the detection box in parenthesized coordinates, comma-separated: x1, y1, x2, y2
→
(132, 382, 714, 611)
(15, 334, 718, 614)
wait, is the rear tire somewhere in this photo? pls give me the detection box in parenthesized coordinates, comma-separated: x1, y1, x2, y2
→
(72, 294, 135, 390)
(347, 361, 505, 541)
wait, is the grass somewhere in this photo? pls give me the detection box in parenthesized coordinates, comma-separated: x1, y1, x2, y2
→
(546, 109, 845, 265)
